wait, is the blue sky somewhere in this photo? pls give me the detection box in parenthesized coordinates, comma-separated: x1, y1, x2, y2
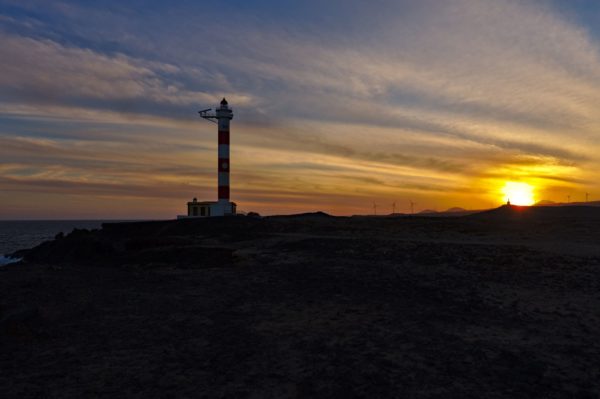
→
(2, 0, 600, 218)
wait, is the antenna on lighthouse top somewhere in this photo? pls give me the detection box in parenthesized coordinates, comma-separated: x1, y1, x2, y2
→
(199, 108, 217, 123)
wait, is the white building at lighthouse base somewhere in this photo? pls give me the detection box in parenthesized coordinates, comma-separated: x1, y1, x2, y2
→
(177, 198, 237, 219)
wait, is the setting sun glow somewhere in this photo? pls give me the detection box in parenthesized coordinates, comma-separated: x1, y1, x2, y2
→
(502, 182, 535, 206)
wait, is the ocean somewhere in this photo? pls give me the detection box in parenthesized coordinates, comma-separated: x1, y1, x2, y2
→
(0, 220, 126, 265)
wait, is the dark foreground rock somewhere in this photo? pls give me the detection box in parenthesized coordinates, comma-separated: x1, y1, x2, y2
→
(1, 206, 600, 398)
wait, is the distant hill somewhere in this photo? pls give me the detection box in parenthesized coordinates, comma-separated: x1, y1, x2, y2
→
(470, 204, 600, 221)
(418, 209, 438, 214)
(446, 207, 467, 213)
(535, 200, 556, 206)
(272, 211, 332, 219)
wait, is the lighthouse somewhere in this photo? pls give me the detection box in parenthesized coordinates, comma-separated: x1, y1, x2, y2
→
(216, 98, 232, 205)
(178, 98, 237, 218)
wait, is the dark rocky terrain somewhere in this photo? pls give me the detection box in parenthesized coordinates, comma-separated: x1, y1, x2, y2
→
(1, 205, 599, 398)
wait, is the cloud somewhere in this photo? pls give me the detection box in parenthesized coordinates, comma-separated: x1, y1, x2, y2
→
(0, 32, 255, 114)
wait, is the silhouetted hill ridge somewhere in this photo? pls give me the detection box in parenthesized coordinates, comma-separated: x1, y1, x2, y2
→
(446, 207, 467, 213)
(471, 204, 600, 221)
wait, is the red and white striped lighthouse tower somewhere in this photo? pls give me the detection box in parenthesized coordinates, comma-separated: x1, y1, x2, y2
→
(180, 98, 236, 218)
(216, 98, 233, 203)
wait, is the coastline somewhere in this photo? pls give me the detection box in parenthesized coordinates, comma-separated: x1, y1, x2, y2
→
(0, 256, 20, 266)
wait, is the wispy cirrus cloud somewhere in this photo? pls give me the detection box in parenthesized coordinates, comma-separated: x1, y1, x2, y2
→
(0, 32, 254, 116)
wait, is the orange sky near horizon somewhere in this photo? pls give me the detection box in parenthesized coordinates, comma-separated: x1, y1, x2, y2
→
(0, 113, 591, 219)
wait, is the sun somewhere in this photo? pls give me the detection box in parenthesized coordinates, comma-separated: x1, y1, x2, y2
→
(501, 182, 535, 206)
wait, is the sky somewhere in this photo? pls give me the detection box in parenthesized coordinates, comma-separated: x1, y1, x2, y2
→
(2, 0, 600, 218)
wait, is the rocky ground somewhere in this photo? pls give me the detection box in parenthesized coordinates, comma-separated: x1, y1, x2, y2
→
(1, 206, 599, 398)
